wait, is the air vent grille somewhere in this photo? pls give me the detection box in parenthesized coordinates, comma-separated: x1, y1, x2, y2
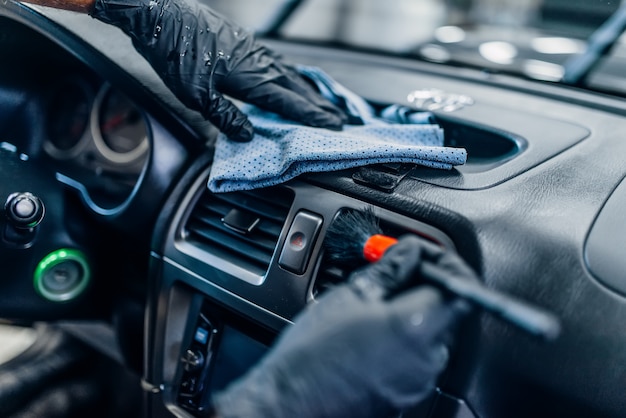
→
(184, 187, 294, 275)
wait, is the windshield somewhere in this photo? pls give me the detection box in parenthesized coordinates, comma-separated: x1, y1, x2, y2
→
(207, 0, 626, 96)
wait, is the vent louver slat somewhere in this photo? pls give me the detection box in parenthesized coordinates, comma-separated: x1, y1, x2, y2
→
(184, 187, 294, 275)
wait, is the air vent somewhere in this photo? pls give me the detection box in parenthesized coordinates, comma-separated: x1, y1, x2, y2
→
(183, 187, 294, 276)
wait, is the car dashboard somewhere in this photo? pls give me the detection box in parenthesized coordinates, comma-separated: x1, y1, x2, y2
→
(1, 3, 626, 418)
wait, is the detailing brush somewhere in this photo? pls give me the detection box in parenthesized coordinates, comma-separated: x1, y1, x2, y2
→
(324, 207, 561, 341)
(324, 206, 398, 264)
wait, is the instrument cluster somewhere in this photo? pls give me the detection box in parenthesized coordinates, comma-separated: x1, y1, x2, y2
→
(42, 77, 150, 211)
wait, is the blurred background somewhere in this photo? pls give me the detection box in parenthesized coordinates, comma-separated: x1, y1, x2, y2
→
(207, 0, 618, 46)
(206, 0, 626, 92)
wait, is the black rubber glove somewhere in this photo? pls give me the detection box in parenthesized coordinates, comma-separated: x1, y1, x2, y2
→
(212, 236, 476, 418)
(91, 0, 347, 142)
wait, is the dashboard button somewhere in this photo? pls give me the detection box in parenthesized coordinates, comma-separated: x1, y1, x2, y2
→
(5, 192, 45, 229)
(279, 211, 322, 274)
(194, 327, 210, 345)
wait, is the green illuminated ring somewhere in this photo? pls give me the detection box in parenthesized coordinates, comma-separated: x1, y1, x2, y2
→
(33, 249, 91, 302)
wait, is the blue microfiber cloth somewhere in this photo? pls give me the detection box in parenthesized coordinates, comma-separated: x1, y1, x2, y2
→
(207, 66, 466, 193)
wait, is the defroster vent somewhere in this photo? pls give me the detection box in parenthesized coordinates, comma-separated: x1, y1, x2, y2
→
(183, 187, 294, 276)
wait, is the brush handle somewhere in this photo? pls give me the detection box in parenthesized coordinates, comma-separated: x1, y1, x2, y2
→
(421, 263, 561, 340)
(362, 232, 560, 339)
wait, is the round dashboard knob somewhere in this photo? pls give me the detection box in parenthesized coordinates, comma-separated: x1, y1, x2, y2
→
(181, 349, 205, 373)
(5, 192, 45, 229)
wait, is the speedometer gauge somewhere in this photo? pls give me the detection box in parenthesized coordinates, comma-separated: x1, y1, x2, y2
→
(92, 84, 149, 165)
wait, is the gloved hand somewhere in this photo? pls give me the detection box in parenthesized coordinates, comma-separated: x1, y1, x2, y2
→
(91, 0, 347, 142)
(212, 236, 477, 418)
